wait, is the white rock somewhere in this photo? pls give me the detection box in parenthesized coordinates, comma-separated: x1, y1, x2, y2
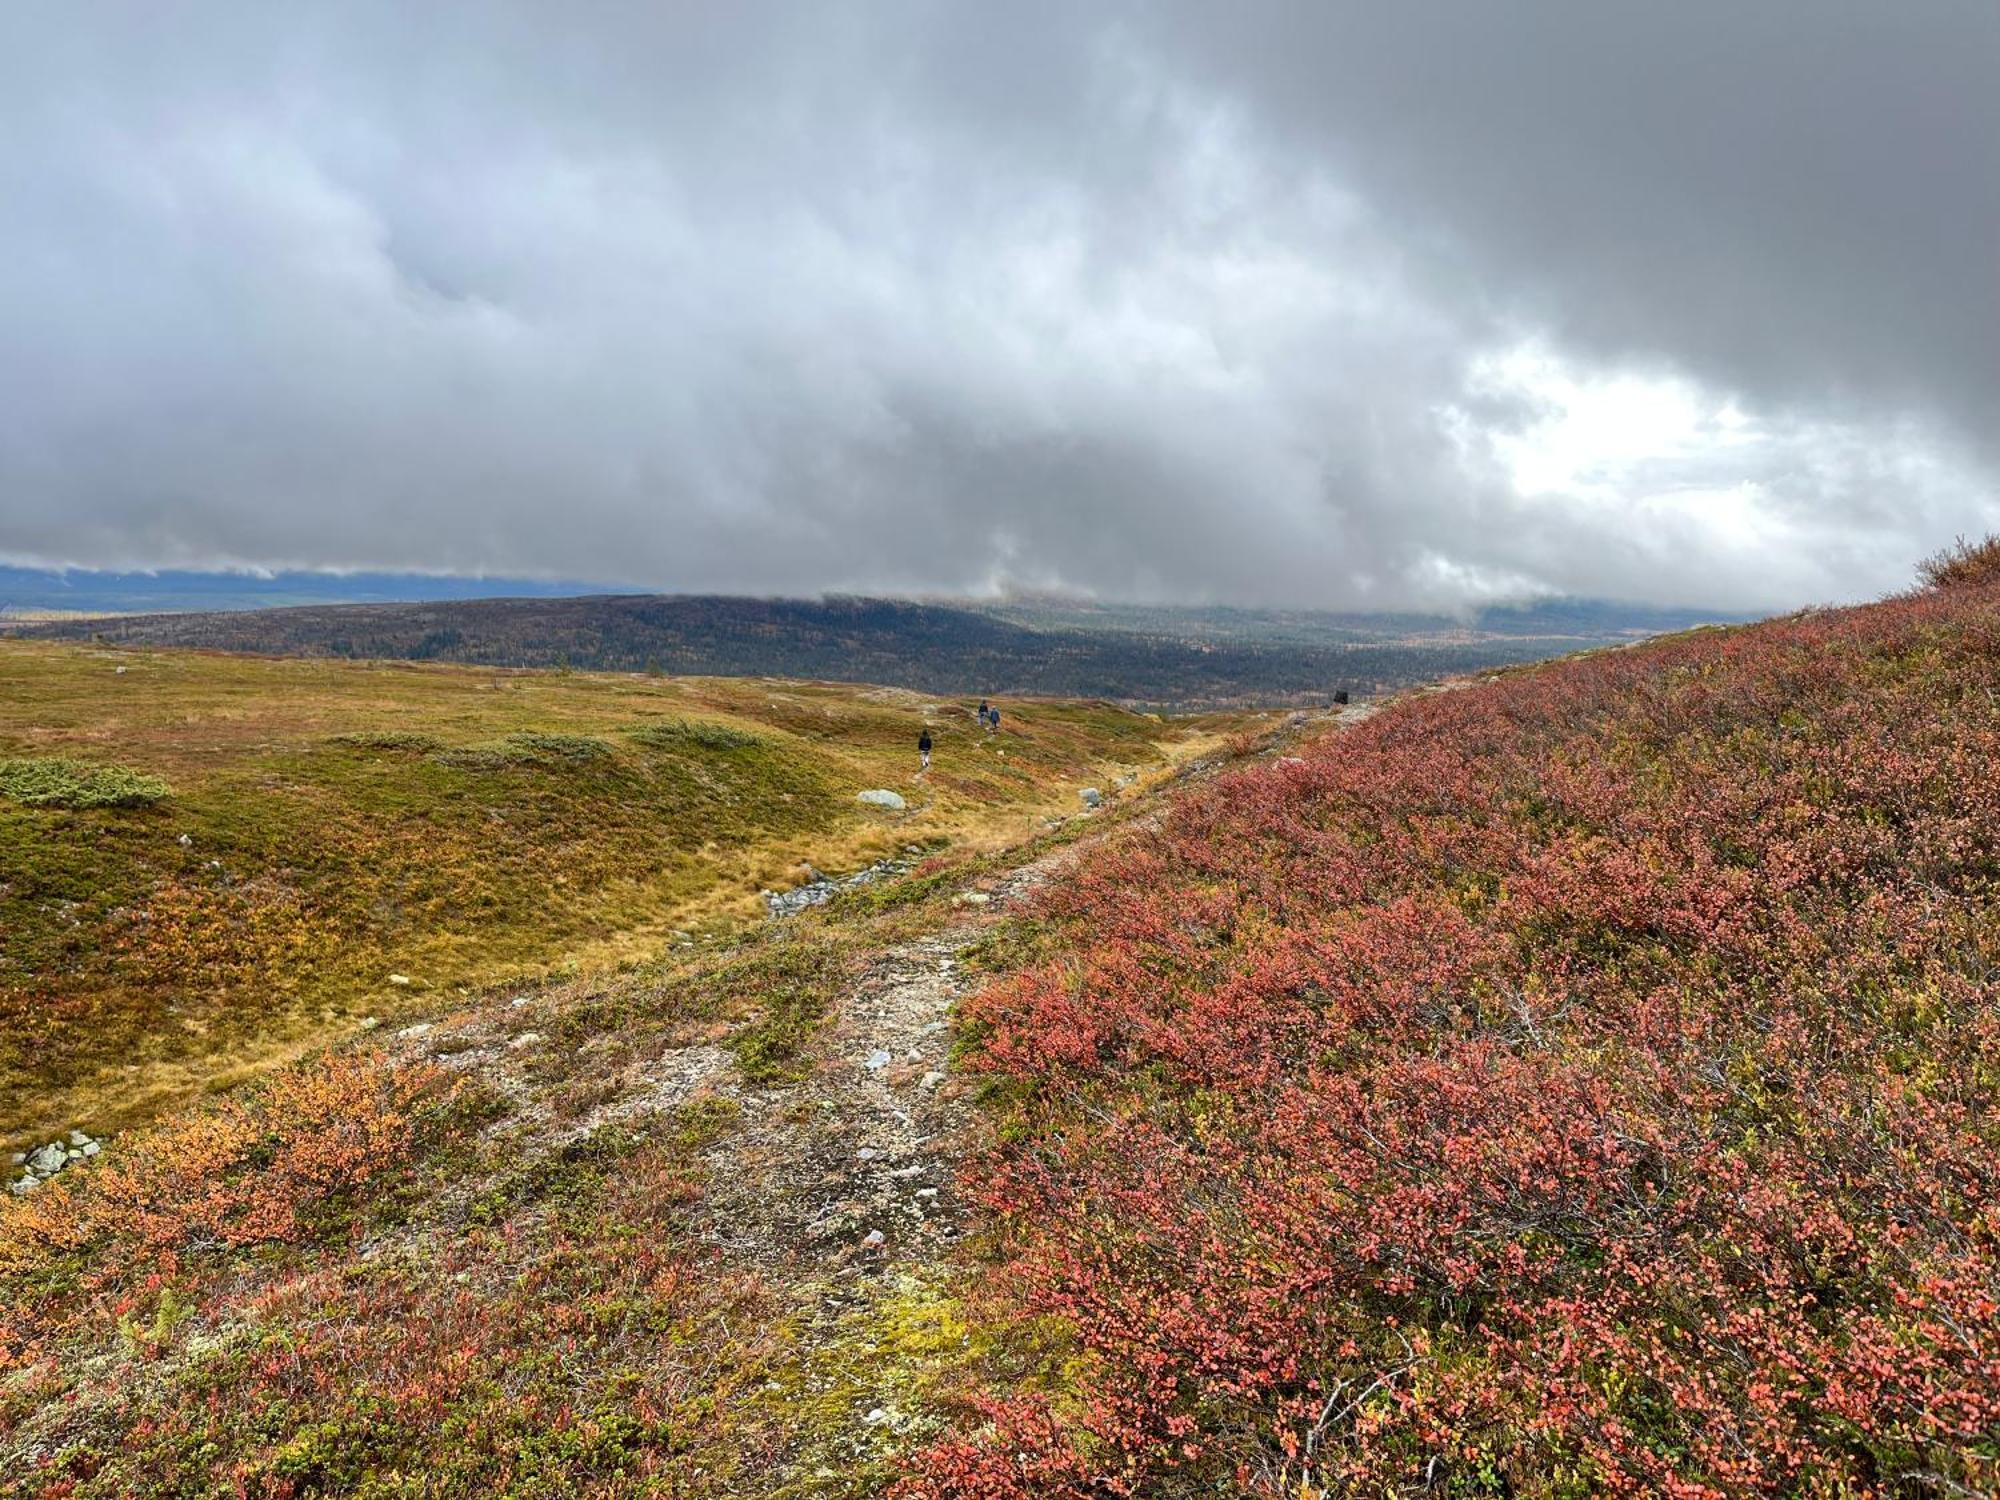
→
(397, 1023, 434, 1039)
(863, 1049, 892, 1071)
(1079, 787, 1103, 808)
(81, 1141, 100, 1156)
(387, 973, 412, 987)
(358, 1016, 380, 1031)
(915, 1188, 939, 1200)
(9, 1176, 37, 1196)
(861, 1229, 886, 1248)
(177, 833, 193, 847)
(509, 1031, 543, 1049)
(920, 1070, 946, 1089)
(856, 789, 907, 812)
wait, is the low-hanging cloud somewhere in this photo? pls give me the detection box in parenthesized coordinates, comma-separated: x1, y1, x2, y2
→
(1, 1, 1993, 610)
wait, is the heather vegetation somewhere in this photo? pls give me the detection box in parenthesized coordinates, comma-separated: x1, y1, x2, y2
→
(0, 640, 1229, 1140)
(908, 574, 2000, 1495)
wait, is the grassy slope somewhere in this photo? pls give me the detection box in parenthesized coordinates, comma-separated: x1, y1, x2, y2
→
(0, 639, 1245, 1140)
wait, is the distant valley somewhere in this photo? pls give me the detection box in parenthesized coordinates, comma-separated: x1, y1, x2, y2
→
(7, 587, 1742, 707)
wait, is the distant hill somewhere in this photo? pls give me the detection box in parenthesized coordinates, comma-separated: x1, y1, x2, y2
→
(9, 591, 1738, 706)
(0, 565, 619, 616)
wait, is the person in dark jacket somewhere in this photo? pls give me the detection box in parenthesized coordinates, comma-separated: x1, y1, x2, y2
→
(918, 727, 933, 771)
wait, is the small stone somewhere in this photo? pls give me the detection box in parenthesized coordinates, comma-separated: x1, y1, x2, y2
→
(864, 1407, 888, 1425)
(510, 996, 532, 1008)
(963, 891, 991, 906)
(9, 1176, 37, 1196)
(358, 1016, 380, 1031)
(915, 1187, 939, 1200)
(920, 1070, 946, 1089)
(509, 1031, 543, 1049)
(858, 1148, 878, 1161)
(81, 1141, 100, 1156)
(67, 1130, 90, 1146)
(177, 833, 193, 847)
(387, 973, 412, 987)
(861, 1229, 886, 1248)
(863, 1049, 892, 1071)
(1079, 787, 1103, 808)
(397, 1023, 434, 1039)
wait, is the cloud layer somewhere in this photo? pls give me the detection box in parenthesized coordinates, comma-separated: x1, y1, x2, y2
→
(2, 2, 1994, 608)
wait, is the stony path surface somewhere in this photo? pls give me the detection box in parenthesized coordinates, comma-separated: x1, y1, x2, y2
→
(696, 855, 1058, 1281)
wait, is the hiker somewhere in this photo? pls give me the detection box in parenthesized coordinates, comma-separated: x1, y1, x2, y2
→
(987, 706, 1000, 732)
(918, 727, 933, 771)
(977, 699, 991, 729)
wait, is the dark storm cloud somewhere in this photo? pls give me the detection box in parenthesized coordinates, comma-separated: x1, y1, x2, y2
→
(0, 2, 1993, 609)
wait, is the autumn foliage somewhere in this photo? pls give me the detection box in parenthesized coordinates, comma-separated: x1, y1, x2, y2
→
(0, 1054, 449, 1370)
(906, 581, 2000, 1496)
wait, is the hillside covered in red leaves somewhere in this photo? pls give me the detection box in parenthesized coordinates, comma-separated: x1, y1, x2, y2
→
(910, 576, 2000, 1496)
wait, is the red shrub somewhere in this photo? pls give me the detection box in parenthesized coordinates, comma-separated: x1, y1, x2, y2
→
(905, 587, 2000, 1496)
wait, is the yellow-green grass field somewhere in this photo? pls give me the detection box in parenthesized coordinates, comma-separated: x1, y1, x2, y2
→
(0, 639, 1255, 1141)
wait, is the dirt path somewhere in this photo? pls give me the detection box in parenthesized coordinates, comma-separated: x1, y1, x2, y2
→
(696, 852, 1059, 1279)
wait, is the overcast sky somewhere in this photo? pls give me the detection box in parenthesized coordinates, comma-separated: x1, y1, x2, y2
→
(1, 2, 1994, 610)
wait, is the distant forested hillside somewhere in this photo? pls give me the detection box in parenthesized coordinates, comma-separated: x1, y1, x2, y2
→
(7, 593, 1726, 706)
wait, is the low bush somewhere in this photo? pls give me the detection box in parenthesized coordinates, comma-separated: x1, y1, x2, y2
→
(905, 578, 2000, 1497)
(433, 731, 613, 768)
(629, 718, 764, 751)
(1917, 532, 2000, 590)
(0, 756, 169, 809)
(327, 730, 445, 753)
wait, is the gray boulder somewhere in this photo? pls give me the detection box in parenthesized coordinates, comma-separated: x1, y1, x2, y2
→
(1079, 787, 1103, 808)
(857, 789, 907, 811)
(26, 1142, 66, 1176)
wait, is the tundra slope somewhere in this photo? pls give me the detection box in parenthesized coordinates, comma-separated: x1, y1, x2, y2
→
(0, 709, 1313, 1497)
(8, 571, 2000, 1496)
(0, 639, 1232, 1142)
(910, 572, 2000, 1496)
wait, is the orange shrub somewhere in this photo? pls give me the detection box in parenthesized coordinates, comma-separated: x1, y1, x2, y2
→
(1, 1051, 451, 1363)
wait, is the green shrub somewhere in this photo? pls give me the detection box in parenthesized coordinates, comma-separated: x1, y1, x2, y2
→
(0, 757, 171, 809)
(629, 718, 762, 752)
(433, 732, 613, 769)
(327, 730, 445, 753)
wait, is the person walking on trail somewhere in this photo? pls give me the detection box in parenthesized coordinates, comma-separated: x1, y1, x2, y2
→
(987, 706, 1000, 732)
(918, 727, 933, 772)
(978, 699, 991, 729)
